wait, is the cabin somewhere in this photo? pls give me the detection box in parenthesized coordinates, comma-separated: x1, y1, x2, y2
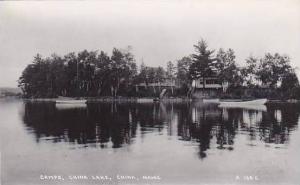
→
(135, 78, 177, 97)
(135, 79, 176, 89)
(192, 77, 228, 98)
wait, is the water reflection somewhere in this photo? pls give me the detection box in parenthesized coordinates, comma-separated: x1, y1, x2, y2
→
(22, 101, 300, 159)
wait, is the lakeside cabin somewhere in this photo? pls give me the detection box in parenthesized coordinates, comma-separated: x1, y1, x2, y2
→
(135, 76, 228, 98)
(192, 77, 228, 98)
(135, 79, 177, 97)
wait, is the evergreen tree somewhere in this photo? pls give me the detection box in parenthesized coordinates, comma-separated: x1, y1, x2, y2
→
(189, 39, 215, 88)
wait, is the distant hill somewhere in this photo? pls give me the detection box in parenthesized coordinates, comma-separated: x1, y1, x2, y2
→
(0, 87, 22, 97)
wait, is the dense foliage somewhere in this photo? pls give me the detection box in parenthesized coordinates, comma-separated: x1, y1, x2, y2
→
(189, 40, 216, 88)
(18, 41, 299, 99)
(18, 49, 138, 98)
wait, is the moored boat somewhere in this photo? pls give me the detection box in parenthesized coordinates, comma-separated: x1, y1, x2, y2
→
(55, 99, 87, 104)
(136, 98, 160, 103)
(55, 103, 87, 109)
(203, 98, 220, 103)
(218, 99, 268, 111)
(55, 97, 87, 109)
(220, 99, 267, 105)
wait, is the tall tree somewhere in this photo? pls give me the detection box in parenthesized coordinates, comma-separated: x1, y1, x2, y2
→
(242, 56, 259, 87)
(281, 71, 299, 90)
(215, 48, 241, 87)
(136, 62, 149, 86)
(77, 50, 97, 96)
(109, 47, 137, 97)
(256, 53, 293, 88)
(176, 56, 192, 94)
(18, 54, 50, 98)
(94, 51, 111, 96)
(189, 39, 215, 88)
(177, 56, 192, 85)
(49, 54, 68, 96)
(166, 61, 176, 79)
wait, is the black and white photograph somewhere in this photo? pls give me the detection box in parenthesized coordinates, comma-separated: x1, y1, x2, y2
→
(0, 0, 300, 185)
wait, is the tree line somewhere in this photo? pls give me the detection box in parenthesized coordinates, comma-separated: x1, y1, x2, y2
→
(18, 40, 300, 99)
(186, 40, 299, 99)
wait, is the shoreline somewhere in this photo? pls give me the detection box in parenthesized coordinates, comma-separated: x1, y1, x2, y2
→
(18, 97, 300, 104)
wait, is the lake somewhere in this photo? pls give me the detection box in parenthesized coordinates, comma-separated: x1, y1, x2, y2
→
(0, 99, 299, 185)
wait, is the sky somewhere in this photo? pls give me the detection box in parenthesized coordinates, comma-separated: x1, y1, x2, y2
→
(0, 0, 300, 87)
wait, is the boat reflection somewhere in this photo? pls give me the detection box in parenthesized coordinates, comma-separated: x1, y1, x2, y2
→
(22, 101, 299, 159)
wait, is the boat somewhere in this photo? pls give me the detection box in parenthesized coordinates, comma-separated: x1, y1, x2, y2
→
(55, 97, 87, 109)
(55, 99, 87, 104)
(203, 98, 220, 103)
(220, 99, 267, 105)
(136, 98, 160, 103)
(55, 102, 87, 109)
(218, 99, 268, 111)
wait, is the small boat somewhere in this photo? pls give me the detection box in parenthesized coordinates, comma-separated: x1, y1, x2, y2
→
(220, 99, 267, 105)
(55, 103, 87, 109)
(55, 97, 87, 109)
(203, 98, 220, 103)
(137, 98, 155, 103)
(136, 98, 160, 103)
(55, 99, 87, 104)
(218, 99, 268, 111)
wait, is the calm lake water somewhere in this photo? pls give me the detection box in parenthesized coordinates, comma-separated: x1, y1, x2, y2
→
(0, 99, 299, 185)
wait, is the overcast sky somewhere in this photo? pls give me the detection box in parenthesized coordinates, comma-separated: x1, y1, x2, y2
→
(0, 0, 300, 87)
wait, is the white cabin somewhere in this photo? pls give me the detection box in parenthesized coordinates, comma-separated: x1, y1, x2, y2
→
(192, 77, 228, 92)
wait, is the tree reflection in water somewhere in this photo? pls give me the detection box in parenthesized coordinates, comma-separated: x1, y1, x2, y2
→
(22, 102, 299, 159)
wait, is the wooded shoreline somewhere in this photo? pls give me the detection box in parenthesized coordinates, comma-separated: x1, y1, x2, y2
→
(17, 40, 300, 100)
(20, 97, 300, 104)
